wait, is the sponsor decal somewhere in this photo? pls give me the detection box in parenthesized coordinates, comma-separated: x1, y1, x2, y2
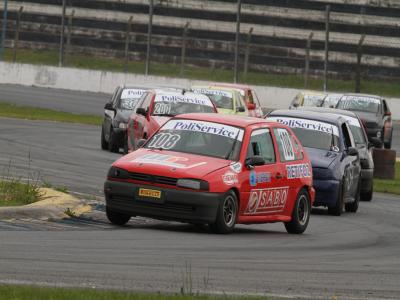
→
(269, 117, 340, 137)
(121, 89, 146, 99)
(245, 187, 289, 214)
(192, 88, 233, 99)
(276, 128, 295, 161)
(286, 163, 311, 179)
(230, 162, 242, 174)
(163, 120, 244, 141)
(222, 171, 238, 186)
(131, 153, 206, 169)
(249, 171, 271, 186)
(155, 94, 214, 107)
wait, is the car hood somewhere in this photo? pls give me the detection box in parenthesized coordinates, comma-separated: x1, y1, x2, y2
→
(305, 147, 340, 169)
(113, 148, 231, 179)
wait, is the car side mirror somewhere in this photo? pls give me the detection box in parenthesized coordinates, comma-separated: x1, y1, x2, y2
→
(104, 102, 114, 110)
(245, 156, 265, 169)
(136, 139, 147, 148)
(236, 106, 245, 113)
(347, 147, 358, 156)
(136, 107, 147, 117)
(247, 103, 256, 110)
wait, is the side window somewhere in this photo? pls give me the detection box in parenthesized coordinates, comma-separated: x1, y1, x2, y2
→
(246, 129, 276, 164)
(383, 100, 389, 114)
(273, 128, 299, 162)
(248, 91, 254, 104)
(109, 87, 119, 105)
(140, 93, 152, 109)
(251, 90, 261, 106)
(341, 123, 354, 149)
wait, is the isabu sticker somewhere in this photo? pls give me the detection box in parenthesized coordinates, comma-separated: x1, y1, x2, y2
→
(163, 120, 244, 141)
(222, 171, 238, 186)
(245, 187, 289, 214)
(286, 163, 311, 179)
(131, 154, 206, 169)
(230, 162, 242, 174)
(249, 171, 271, 186)
(270, 117, 340, 136)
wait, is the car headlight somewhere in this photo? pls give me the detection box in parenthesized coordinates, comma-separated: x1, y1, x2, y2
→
(312, 167, 334, 180)
(107, 166, 129, 179)
(176, 179, 209, 190)
(119, 122, 128, 129)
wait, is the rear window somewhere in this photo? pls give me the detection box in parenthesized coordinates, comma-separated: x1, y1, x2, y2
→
(337, 96, 381, 113)
(192, 88, 234, 110)
(152, 93, 215, 116)
(119, 88, 147, 110)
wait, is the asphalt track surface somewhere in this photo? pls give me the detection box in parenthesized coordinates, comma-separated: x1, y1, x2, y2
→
(1, 118, 400, 299)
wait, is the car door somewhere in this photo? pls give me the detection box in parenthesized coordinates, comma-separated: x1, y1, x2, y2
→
(241, 127, 287, 217)
(104, 87, 120, 141)
(341, 122, 360, 201)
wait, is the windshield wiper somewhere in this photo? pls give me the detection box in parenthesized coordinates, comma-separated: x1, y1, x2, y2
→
(225, 131, 240, 160)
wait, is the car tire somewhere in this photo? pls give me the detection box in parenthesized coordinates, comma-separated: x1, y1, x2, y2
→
(284, 189, 310, 234)
(106, 206, 131, 226)
(210, 191, 238, 234)
(108, 128, 119, 153)
(361, 184, 373, 202)
(345, 179, 360, 213)
(328, 180, 344, 216)
(101, 127, 108, 150)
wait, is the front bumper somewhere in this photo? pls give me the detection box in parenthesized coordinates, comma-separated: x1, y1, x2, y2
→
(104, 180, 221, 224)
(360, 168, 373, 193)
(312, 179, 340, 207)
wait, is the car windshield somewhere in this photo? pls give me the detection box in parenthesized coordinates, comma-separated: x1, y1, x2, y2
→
(303, 94, 326, 107)
(269, 116, 340, 151)
(145, 119, 244, 160)
(321, 94, 342, 108)
(152, 94, 215, 116)
(192, 88, 234, 110)
(337, 96, 381, 113)
(119, 88, 146, 110)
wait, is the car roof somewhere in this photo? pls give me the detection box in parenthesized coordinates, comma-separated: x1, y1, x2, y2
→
(211, 83, 252, 90)
(120, 84, 154, 90)
(298, 107, 358, 118)
(174, 113, 275, 128)
(298, 90, 327, 96)
(341, 93, 383, 100)
(192, 85, 239, 93)
(268, 109, 345, 126)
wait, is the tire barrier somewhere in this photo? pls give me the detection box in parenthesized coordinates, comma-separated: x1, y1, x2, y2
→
(372, 148, 396, 179)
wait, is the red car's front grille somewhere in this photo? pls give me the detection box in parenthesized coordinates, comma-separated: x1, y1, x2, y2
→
(128, 172, 178, 186)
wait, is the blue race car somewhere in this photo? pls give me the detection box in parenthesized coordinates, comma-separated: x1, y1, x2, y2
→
(267, 110, 361, 216)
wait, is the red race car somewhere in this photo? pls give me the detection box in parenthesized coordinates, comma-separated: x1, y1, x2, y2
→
(105, 113, 315, 234)
(127, 89, 217, 151)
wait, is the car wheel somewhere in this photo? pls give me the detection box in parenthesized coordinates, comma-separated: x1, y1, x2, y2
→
(284, 189, 310, 234)
(328, 180, 344, 216)
(361, 184, 373, 202)
(101, 127, 108, 150)
(106, 206, 131, 226)
(345, 179, 360, 213)
(210, 191, 238, 234)
(108, 128, 119, 153)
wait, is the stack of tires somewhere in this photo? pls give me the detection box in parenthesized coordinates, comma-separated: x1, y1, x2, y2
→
(373, 148, 396, 179)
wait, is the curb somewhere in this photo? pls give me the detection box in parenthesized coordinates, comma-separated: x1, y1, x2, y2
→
(0, 188, 93, 221)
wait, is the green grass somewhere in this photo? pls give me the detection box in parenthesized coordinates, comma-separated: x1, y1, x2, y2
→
(0, 102, 102, 125)
(0, 180, 43, 206)
(374, 162, 400, 195)
(0, 285, 274, 300)
(5, 48, 400, 98)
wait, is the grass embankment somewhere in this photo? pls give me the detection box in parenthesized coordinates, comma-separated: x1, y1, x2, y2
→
(5, 49, 400, 98)
(0, 180, 43, 207)
(0, 102, 102, 125)
(373, 162, 400, 195)
(0, 285, 273, 300)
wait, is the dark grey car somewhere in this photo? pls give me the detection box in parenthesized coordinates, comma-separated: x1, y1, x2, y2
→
(101, 85, 148, 153)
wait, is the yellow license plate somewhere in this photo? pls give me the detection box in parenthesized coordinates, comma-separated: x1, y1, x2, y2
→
(138, 188, 161, 199)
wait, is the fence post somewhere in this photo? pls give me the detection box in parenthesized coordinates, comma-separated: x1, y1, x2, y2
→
(66, 9, 74, 65)
(355, 34, 365, 93)
(304, 32, 313, 88)
(12, 6, 23, 63)
(124, 16, 133, 73)
(0, 0, 9, 61)
(145, 0, 153, 76)
(58, 0, 66, 67)
(180, 22, 189, 77)
(233, 0, 242, 83)
(323, 5, 330, 92)
(243, 27, 253, 80)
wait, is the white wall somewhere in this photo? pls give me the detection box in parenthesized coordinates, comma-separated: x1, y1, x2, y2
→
(0, 61, 398, 119)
